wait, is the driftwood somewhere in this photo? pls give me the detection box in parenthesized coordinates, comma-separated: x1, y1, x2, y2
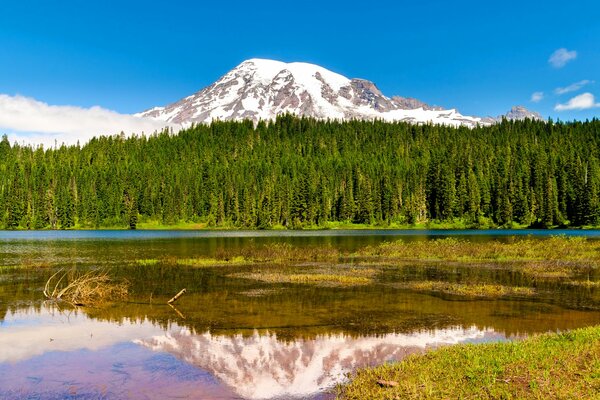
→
(168, 288, 186, 304)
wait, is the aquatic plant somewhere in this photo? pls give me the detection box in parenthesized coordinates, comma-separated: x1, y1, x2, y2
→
(394, 281, 535, 298)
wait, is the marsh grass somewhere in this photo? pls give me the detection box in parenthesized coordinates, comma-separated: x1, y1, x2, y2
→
(394, 281, 536, 298)
(43, 269, 129, 307)
(359, 236, 599, 263)
(176, 256, 247, 267)
(135, 259, 160, 266)
(337, 325, 600, 399)
(135, 237, 599, 292)
(231, 272, 372, 286)
(231, 267, 378, 287)
(235, 243, 341, 263)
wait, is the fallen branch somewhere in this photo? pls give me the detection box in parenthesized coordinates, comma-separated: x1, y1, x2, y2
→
(43, 268, 129, 307)
(168, 288, 186, 304)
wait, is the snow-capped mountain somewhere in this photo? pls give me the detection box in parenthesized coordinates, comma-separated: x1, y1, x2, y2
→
(137, 59, 539, 128)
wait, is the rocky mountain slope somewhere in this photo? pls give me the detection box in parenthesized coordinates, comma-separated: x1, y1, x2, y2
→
(138, 59, 540, 128)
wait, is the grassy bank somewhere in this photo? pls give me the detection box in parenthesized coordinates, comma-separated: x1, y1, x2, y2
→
(338, 325, 600, 399)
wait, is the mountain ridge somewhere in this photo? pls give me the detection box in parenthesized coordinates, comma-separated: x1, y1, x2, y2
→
(137, 59, 541, 127)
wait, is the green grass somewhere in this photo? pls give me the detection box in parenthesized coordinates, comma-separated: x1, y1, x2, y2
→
(230, 268, 377, 286)
(135, 259, 160, 266)
(176, 256, 247, 267)
(338, 325, 600, 399)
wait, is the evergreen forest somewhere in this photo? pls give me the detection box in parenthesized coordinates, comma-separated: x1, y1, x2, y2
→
(1, 116, 599, 230)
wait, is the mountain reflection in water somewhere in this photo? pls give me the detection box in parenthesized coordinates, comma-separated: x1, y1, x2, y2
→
(0, 305, 500, 399)
(138, 327, 499, 399)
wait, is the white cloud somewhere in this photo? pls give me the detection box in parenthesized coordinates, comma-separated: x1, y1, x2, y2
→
(530, 92, 544, 103)
(548, 48, 577, 68)
(0, 94, 177, 147)
(554, 80, 594, 95)
(554, 92, 600, 111)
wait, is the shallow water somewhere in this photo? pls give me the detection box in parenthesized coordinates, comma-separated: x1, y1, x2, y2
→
(1, 230, 600, 399)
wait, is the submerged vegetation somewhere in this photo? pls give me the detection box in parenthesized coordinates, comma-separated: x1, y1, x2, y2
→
(393, 281, 536, 298)
(338, 325, 600, 399)
(2, 117, 600, 229)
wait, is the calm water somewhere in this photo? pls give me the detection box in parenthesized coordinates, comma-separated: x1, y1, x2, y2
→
(1, 230, 599, 399)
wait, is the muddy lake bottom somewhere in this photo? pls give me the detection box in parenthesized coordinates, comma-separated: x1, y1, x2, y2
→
(1, 230, 600, 399)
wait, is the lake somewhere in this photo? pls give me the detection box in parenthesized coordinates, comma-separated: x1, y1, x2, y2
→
(1, 230, 599, 399)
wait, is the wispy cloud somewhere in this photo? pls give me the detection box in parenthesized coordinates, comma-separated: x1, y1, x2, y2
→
(0, 94, 176, 147)
(548, 48, 577, 68)
(554, 92, 600, 111)
(554, 80, 594, 95)
(530, 92, 544, 103)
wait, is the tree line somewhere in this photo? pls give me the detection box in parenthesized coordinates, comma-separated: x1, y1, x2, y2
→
(1, 115, 599, 229)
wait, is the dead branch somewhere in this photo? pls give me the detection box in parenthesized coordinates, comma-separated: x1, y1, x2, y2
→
(168, 288, 186, 304)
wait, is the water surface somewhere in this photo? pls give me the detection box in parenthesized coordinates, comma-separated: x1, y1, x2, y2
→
(1, 230, 599, 399)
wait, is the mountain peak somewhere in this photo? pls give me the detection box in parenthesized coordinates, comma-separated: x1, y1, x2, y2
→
(502, 106, 543, 121)
(138, 59, 535, 128)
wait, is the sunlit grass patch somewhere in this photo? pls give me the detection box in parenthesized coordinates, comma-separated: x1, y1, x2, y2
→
(338, 325, 600, 399)
(176, 256, 247, 267)
(230, 266, 378, 287)
(358, 236, 600, 263)
(395, 281, 535, 298)
(231, 272, 372, 286)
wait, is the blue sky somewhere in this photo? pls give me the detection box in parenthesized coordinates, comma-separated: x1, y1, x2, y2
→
(0, 0, 598, 140)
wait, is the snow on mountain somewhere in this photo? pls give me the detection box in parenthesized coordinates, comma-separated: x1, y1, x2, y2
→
(138, 58, 527, 128)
